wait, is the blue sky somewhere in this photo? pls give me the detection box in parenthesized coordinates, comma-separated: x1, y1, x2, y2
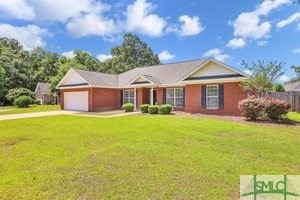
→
(0, 0, 299, 82)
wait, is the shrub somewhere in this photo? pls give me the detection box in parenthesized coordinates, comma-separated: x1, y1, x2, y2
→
(34, 99, 41, 105)
(159, 104, 173, 114)
(148, 105, 159, 114)
(140, 104, 150, 113)
(238, 97, 265, 120)
(264, 98, 291, 121)
(122, 103, 134, 112)
(14, 96, 33, 108)
(5, 87, 35, 103)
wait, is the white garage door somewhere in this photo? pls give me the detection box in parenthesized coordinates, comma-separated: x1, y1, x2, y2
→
(64, 91, 89, 111)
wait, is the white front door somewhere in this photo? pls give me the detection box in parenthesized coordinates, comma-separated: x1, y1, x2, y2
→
(64, 91, 89, 111)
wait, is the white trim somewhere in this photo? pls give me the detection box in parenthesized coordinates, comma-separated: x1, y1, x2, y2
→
(179, 59, 250, 82)
(57, 85, 91, 90)
(181, 77, 248, 85)
(56, 68, 91, 89)
(206, 85, 219, 109)
(128, 74, 155, 86)
(165, 87, 184, 107)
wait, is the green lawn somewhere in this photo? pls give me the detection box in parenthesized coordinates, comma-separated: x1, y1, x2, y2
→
(0, 114, 299, 199)
(0, 105, 60, 115)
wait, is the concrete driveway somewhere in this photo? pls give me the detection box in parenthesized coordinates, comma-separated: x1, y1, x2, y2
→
(0, 110, 75, 121)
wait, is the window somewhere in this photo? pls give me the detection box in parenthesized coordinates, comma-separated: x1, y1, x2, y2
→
(166, 88, 184, 107)
(206, 85, 219, 109)
(123, 90, 134, 104)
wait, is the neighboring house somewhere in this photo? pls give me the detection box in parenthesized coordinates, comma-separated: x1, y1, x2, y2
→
(35, 82, 54, 104)
(56, 59, 250, 115)
(283, 81, 300, 92)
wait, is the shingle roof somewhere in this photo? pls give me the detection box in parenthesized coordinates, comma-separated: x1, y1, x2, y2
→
(117, 59, 206, 87)
(284, 82, 300, 91)
(72, 68, 118, 87)
(61, 59, 248, 88)
(36, 82, 51, 94)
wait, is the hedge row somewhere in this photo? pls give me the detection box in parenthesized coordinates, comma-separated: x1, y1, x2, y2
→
(122, 103, 173, 114)
(239, 97, 291, 121)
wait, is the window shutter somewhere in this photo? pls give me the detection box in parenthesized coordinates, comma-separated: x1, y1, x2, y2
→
(182, 87, 185, 107)
(136, 89, 138, 107)
(201, 85, 206, 109)
(219, 84, 224, 109)
(120, 90, 123, 106)
(163, 88, 166, 104)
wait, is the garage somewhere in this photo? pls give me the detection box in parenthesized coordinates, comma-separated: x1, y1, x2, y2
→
(64, 91, 89, 111)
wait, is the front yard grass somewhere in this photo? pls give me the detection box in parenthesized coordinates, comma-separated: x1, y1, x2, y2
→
(0, 114, 299, 199)
(0, 105, 60, 115)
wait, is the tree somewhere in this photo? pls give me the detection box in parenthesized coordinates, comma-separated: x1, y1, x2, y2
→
(241, 60, 285, 96)
(0, 66, 6, 101)
(272, 83, 285, 92)
(5, 87, 35, 103)
(286, 65, 300, 83)
(110, 33, 161, 74)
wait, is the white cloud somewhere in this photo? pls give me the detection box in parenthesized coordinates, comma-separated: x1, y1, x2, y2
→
(61, 50, 75, 58)
(0, 23, 49, 50)
(178, 15, 203, 36)
(97, 54, 113, 61)
(203, 48, 230, 63)
(243, 69, 253, 75)
(158, 50, 176, 62)
(297, 22, 300, 31)
(257, 40, 269, 46)
(226, 38, 246, 49)
(228, 0, 291, 49)
(66, 14, 118, 37)
(279, 74, 290, 83)
(125, 0, 167, 37)
(292, 48, 300, 54)
(276, 12, 300, 29)
(0, 0, 35, 20)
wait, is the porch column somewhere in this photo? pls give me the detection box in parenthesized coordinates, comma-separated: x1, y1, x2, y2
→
(150, 85, 153, 105)
(134, 87, 137, 110)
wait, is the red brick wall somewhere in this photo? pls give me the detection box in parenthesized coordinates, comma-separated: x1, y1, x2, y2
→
(185, 82, 246, 116)
(156, 87, 163, 105)
(137, 88, 150, 108)
(92, 88, 120, 111)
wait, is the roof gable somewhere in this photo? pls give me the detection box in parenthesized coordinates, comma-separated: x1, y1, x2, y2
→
(181, 59, 249, 82)
(35, 82, 51, 93)
(56, 68, 90, 88)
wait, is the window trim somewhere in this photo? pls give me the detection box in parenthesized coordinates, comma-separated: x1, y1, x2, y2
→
(166, 87, 184, 107)
(123, 89, 134, 104)
(206, 85, 219, 109)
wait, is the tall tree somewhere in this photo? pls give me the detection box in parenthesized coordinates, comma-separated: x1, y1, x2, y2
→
(0, 66, 6, 101)
(241, 60, 285, 96)
(110, 33, 161, 74)
(287, 65, 300, 83)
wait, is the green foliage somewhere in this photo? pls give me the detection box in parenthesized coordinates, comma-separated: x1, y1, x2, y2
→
(110, 33, 161, 74)
(239, 97, 265, 120)
(5, 87, 35, 103)
(264, 98, 291, 121)
(0, 66, 6, 100)
(148, 105, 159, 114)
(140, 104, 150, 113)
(241, 60, 285, 96)
(159, 104, 173, 114)
(272, 83, 285, 92)
(122, 103, 134, 112)
(13, 95, 33, 108)
(239, 97, 291, 121)
(287, 65, 300, 83)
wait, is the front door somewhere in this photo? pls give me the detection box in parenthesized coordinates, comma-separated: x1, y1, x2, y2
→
(153, 89, 157, 104)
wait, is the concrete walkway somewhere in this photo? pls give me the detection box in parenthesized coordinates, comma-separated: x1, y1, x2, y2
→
(0, 110, 139, 121)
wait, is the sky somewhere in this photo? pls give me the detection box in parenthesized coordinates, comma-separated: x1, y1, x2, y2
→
(0, 0, 299, 82)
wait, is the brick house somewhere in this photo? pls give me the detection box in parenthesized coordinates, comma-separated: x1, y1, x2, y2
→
(35, 82, 54, 104)
(56, 59, 249, 115)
